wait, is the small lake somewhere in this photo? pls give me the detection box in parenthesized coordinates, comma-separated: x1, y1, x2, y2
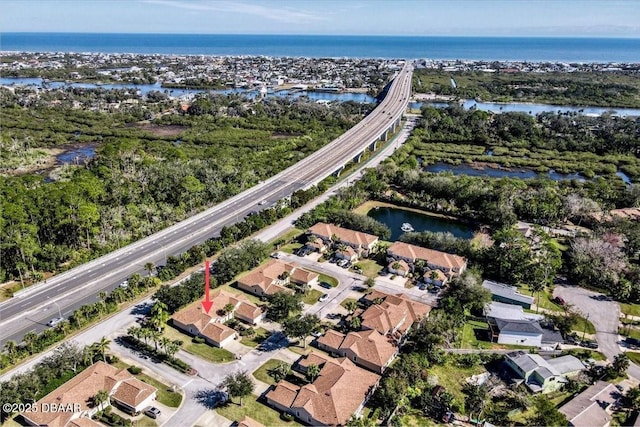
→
(410, 99, 640, 117)
(367, 206, 475, 241)
(56, 145, 97, 165)
(0, 77, 377, 103)
(424, 162, 633, 184)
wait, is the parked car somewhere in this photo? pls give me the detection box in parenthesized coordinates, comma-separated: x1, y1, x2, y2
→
(554, 296, 566, 306)
(46, 317, 63, 327)
(319, 281, 332, 289)
(311, 330, 323, 338)
(119, 279, 129, 289)
(581, 340, 599, 349)
(319, 293, 328, 302)
(270, 252, 280, 259)
(144, 407, 161, 419)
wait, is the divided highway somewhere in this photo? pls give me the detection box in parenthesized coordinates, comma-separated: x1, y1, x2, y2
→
(0, 63, 413, 347)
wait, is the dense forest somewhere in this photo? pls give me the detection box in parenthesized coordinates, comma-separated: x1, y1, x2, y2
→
(0, 88, 372, 283)
(413, 68, 640, 108)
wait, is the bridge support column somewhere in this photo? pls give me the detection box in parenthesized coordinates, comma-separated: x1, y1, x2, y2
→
(369, 141, 377, 151)
(354, 152, 364, 163)
(334, 165, 345, 177)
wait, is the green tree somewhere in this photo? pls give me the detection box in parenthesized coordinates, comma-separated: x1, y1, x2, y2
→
(92, 389, 110, 409)
(345, 300, 358, 313)
(527, 395, 567, 427)
(222, 370, 255, 406)
(144, 262, 155, 277)
(93, 337, 110, 363)
(268, 362, 291, 383)
(282, 314, 320, 348)
(267, 292, 302, 322)
(149, 301, 169, 331)
(305, 364, 321, 383)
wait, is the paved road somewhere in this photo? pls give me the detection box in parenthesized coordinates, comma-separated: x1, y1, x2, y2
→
(554, 285, 640, 379)
(0, 64, 413, 348)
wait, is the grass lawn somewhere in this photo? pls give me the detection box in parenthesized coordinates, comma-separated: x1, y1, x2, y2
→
(240, 327, 270, 348)
(353, 259, 383, 278)
(136, 373, 183, 407)
(428, 361, 486, 413)
(460, 320, 492, 349)
(303, 289, 323, 305)
(133, 418, 158, 427)
(626, 352, 640, 365)
(3, 418, 23, 427)
(270, 228, 303, 247)
(621, 303, 640, 317)
(397, 410, 438, 427)
(573, 315, 596, 335)
(620, 327, 640, 341)
(163, 324, 235, 363)
(562, 348, 607, 361)
(216, 394, 301, 426)
(318, 273, 338, 287)
(519, 285, 563, 312)
(280, 242, 303, 254)
(252, 358, 291, 385)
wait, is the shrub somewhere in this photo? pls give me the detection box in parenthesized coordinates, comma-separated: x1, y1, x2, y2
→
(193, 337, 205, 344)
(128, 366, 142, 375)
(281, 412, 294, 422)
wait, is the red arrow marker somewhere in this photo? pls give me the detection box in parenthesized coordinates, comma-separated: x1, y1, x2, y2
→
(202, 260, 213, 314)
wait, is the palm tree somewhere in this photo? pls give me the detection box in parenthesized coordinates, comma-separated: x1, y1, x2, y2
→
(23, 331, 38, 354)
(528, 282, 545, 313)
(92, 389, 110, 409)
(345, 300, 358, 314)
(83, 345, 96, 366)
(349, 316, 361, 330)
(306, 364, 321, 383)
(94, 337, 110, 362)
(222, 303, 236, 316)
(165, 342, 180, 358)
(149, 329, 162, 351)
(160, 337, 171, 355)
(128, 326, 142, 341)
(149, 301, 169, 331)
(144, 262, 155, 277)
(3, 340, 17, 363)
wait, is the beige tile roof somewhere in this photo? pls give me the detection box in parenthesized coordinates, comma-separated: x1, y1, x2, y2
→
(111, 377, 156, 409)
(341, 330, 397, 369)
(266, 380, 300, 408)
(388, 242, 466, 271)
(360, 291, 431, 335)
(200, 322, 236, 344)
(309, 222, 379, 248)
(290, 268, 318, 284)
(272, 356, 380, 426)
(297, 352, 329, 371)
(68, 418, 103, 427)
(424, 269, 448, 282)
(235, 301, 262, 322)
(238, 415, 266, 427)
(238, 259, 312, 295)
(317, 330, 347, 350)
(388, 259, 410, 272)
(209, 289, 249, 317)
(171, 305, 212, 332)
(21, 362, 148, 427)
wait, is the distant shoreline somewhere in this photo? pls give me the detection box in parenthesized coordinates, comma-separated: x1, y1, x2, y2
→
(2, 33, 638, 62)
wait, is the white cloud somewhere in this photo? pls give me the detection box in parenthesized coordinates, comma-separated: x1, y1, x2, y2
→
(143, 0, 326, 23)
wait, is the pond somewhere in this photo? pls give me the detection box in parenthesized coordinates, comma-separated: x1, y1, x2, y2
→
(367, 206, 475, 241)
(56, 145, 97, 165)
(424, 162, 633, 185)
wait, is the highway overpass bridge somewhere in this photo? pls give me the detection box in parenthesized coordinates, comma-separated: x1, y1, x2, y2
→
(0, 62, 413, 347)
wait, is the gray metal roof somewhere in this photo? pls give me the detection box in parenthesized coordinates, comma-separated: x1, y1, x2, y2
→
(482, 280, 534, 305)
(484, 302, 543, 321)
(495, 318, 543, 335)
(548, 355, 585, 375)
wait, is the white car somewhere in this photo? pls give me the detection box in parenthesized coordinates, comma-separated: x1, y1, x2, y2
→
(119, 280, 129, 288)
(319, 294, 328, 302)
(258, 200, 267, 205)
(47, 317, 63, 327)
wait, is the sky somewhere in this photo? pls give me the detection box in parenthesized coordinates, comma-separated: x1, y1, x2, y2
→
(1, 0, 639, 37)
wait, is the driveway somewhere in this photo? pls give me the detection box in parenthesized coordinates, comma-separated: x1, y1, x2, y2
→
(554, 285, 640, 379)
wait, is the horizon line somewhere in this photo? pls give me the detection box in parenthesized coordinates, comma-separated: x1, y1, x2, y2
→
(3, 31, 640, 39)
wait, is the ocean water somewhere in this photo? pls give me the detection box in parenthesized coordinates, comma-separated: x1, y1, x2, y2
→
(2, 33, 639, 62)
